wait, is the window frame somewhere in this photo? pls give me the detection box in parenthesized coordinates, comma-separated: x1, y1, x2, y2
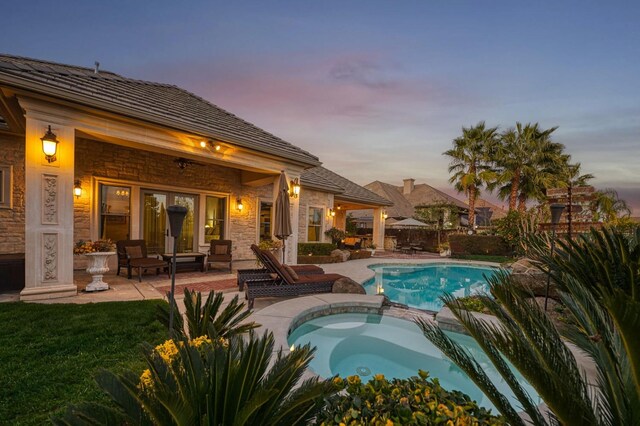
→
(307, 206, 324, 242)
(0, 165, 12, 209)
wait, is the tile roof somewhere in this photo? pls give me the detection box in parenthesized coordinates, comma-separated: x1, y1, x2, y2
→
(301, 167, 393, 206)
(0, 54, 319, 166)
(364, 180, 471, 218)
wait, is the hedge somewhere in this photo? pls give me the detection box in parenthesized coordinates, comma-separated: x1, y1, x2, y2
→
(297, 243, 337, 256)
(448, 234, 513, 256)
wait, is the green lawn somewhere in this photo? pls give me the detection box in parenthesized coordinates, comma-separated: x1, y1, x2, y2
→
(0, 300, 167, 425)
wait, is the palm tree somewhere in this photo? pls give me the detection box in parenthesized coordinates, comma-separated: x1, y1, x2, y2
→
(490, 123, 566, 212)
(418, 227, 640, 425)
(444, 121, 498, 231)
(593, 188, 631, 223)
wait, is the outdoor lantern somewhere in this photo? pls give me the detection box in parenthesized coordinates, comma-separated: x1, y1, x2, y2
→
(329, 208, 336, 217)
(383, 211, 388, 220)
(236, 198, 244, 212)
(73, 180, 82, 198)
(199, 140, 207, 148)
(41, 125, 59, 163)
(166, 205, 189, 335)
(550, 203, 565, 225)
(290, 178, 300, 198)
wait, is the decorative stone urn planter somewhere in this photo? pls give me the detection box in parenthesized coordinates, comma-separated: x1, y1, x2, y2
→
(84, 251, 115, 292)
(439, 249, 451, 257)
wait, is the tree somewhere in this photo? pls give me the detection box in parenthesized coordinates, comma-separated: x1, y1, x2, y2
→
(491, 123, 563, 212)
(593, 188, 631, 223)
(419, 227, 640, 425)
(444, 122, 498, 231)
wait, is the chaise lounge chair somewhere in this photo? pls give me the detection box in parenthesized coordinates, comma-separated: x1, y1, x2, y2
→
(236, 244, 325, 291)
(244, 248, 346, 309)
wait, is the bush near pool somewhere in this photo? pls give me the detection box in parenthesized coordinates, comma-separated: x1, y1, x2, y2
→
(448, 235, 512, 257)
(319, 371, 504, 425)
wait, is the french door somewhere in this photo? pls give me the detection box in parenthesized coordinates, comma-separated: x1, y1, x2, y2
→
(141, 190, 197, 254)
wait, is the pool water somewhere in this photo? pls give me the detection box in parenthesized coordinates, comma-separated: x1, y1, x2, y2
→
(363, 263, 498, 311)
(288, 313, 539, 412)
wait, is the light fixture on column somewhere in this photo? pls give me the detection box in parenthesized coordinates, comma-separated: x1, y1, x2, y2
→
(383, 211, 388, 220)
(236, 198, 244, 212)
(41, 125, 59, 163)
(289, 178, 300, 198)
(329, 208, 336, 217)
(73, 180, 82, 198)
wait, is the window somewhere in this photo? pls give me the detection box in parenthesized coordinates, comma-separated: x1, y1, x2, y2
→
(100, 184, 131, 241)
(307, 207, 323, 242)
(259, 201, 273, 241)
(204, 196, 226, 242)
(0, 165, 12, 209)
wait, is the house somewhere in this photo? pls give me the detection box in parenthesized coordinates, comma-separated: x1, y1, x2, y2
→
(352, 178, 506, 228)
(0, 54, 389, 300)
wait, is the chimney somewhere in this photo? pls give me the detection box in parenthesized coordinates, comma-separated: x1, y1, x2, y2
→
(94, 61, 100, 74)
(403, 178, 415, 195)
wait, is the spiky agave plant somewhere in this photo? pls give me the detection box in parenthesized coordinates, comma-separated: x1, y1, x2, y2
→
(54, 331, 335, 425)
(418, 226, 640, 426)
(157, 289, 259, 339)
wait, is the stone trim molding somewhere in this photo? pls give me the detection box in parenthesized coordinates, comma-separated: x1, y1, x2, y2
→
(42, 232, 58, 282)
(41, 173, 58, 224)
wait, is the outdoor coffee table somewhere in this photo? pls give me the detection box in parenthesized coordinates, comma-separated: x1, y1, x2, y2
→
(162, 252, 206, 272)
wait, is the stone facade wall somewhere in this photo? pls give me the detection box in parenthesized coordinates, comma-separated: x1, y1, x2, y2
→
(298, 189, 333, 243)
(74, 138, 272, 260)
(0, 134, 25, 254)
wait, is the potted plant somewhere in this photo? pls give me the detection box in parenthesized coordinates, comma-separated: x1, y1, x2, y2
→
(324, 227, 347, 246)
(366, 243, 377, 256)
(256, 239, 283, 266)
(74, 239, 116, 291)
(438, 242, 451, 257)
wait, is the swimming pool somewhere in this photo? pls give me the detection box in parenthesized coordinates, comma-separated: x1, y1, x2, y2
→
(362, 263, 499, 311)
(288, 312, 539, 411)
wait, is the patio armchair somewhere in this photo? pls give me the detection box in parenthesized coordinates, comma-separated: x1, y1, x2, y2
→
(206, 239, 232, 272)
(236, 244, 325, 291)
(116, 239, 169, 282)
(244, 248, 346, 309)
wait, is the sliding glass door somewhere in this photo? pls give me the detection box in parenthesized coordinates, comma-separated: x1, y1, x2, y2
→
(141, 190, 196, 254)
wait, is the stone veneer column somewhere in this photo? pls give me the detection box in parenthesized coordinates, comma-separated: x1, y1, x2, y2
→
(20, 117, 77, 300)
(372, 207, 385, 251)
(334, 208, 347, 231)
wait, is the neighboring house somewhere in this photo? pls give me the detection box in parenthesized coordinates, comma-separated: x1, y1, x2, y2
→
(352, 178, 506, 228)
(0, 54, 389, 299)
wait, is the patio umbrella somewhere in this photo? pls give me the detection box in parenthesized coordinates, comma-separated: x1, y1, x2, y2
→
(274, 171, 292, 262)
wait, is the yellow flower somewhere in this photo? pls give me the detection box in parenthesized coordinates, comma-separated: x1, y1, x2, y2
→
(333, 376, 344, 386)
(446, 421, 454, 426)
(189, 335, 212, 348)
(399, 397, 409, 406)
(375, 394, 385, 405)
(155, 339, 179, 364)
(414, 395, 421, 403)
(374, 373, 385, 381)
(138, 369, 153, 391)
(385, 420, 394, 426)
(346, 375, 361, 386)
(217, 337, 229, 348)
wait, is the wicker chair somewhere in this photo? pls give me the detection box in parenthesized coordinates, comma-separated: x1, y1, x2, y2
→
(116, 240, 169, 282)
(236, 245, 325, 291)
(205, 240, 232, 272)
(244, 249, 345, 309)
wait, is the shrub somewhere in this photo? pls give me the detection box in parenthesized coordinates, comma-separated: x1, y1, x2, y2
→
(448, 235, 513, 256)
(456, 295, 489, 313)
(493, 211, 532, 255)
(325, 227, 347, 244)
(298, 242, 337, 256)
(319, 371, 503, 425)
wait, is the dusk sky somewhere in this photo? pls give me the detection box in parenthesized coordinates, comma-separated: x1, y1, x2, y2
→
(4, 1, 639, 213)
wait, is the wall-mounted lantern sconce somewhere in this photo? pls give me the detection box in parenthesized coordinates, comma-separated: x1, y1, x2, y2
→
(236, 198, 244, 212)
(41, 125, 59, 163)
(73, 180, 82, 198)
(289, 178, 300, 198)
(336, 205, 341, 210)
(382, 211, 388, 220)
(329, 208, 336, 217)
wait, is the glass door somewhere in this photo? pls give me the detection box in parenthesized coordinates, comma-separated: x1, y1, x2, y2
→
(142, 191, 167, 255)
(141, 190, 197, 254)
